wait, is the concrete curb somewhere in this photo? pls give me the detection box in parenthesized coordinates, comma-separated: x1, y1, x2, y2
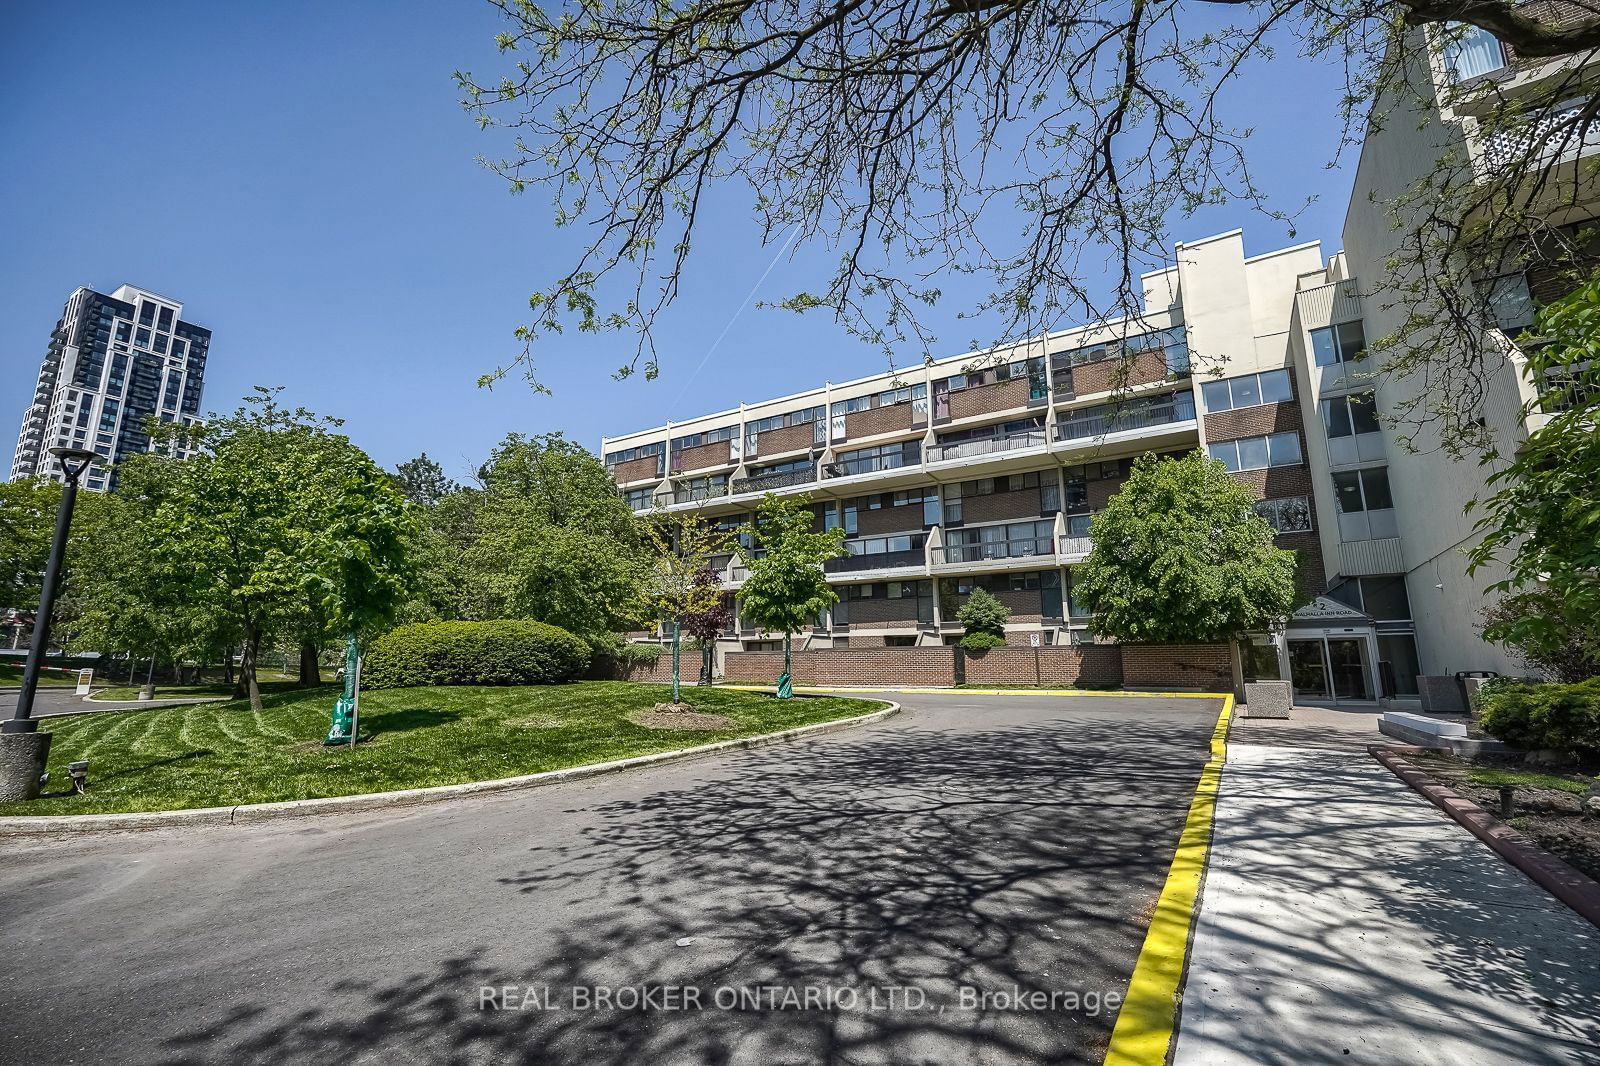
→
(81, 694, 231, 707)
(0, 699, 900, 837)
(1370, 745, 1600, 931)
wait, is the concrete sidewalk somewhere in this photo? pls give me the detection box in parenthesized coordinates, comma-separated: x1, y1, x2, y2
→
(1173, 730, 1600, 1065)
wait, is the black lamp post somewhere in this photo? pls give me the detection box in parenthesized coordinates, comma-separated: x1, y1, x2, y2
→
(4, 446, 97, 736)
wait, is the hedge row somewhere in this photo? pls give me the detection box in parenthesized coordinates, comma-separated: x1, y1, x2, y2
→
(1479, 677, 1600, 760)
(362, 620, 590, 689)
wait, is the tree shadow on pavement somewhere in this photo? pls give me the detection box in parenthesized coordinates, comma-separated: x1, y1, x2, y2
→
(154, 703, 1223, 1065)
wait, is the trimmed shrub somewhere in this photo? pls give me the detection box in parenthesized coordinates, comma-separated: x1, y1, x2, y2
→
(613, 642, 664, 664)
(1478, 678, 1600, 759)
(959, 631, 1008, 652)
(363, 620, 590, 689)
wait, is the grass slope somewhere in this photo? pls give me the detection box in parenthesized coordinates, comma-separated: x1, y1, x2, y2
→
(1, 682, 883, 816)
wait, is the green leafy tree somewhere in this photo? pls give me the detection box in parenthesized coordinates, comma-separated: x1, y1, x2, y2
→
(1469, 275, 1600, 661)
(639, 514, 733, 703)
(1076, 452, 1298, 643)
(460, 1, 1598, 454)
(141, 388, 417, 711)
(736, 494, 846, 695)
(1482, 588, 1599, 684)
(0, 479, 58, 611)
(453, 433, 648, 646)
(956, 588, 1010, 651)
(680, 571, 734, 687)
(393, 452, 459, 508)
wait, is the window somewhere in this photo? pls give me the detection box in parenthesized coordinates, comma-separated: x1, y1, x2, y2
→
(1255, 496, 1313, 533)
(623, 487, 654, 510)
(1208, 432, 1302, 472)
(845, 533, 922, 557)
(671, 425, 737, 450)
(1333, 467, 1394, 514)
(885, 635, 917, 647)
(135, 327, 151, 348)
(1443, 24, 1506, 81)
(604, 441, 664, 467)
(1328, 575, 1412, 621)
(1486, 274, 1535, 332)
(1310, 321, 1366, 367)
(1201, 368, 1293, 412)
(830, 386, 924, 417)
(832, 441, 920, 476)
(1321, 391, 1381, 438)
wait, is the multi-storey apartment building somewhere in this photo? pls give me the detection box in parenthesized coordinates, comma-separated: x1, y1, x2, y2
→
(1332, 12, 1600, 680)
(605, 231, 1425, 702)
(10, 284, 209, 491)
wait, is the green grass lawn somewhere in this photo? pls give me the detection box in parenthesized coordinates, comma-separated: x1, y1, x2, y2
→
(1, 682, 885, 816)
(1463, 765, 1594, 795)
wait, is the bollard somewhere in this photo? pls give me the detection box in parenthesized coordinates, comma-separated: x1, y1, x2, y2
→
(1498, 785, 1515, 820)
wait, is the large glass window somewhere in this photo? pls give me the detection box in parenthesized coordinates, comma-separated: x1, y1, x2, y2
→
(1201, 368, 1293, 412)
(1443, 24, 1507, 81)
(1255, 496, 1313, 533)
(1329, 575, 1412, 621)
(1309, 321, 1367, 367)
(1333, 467, 1394, 513)
(1486, 274, 1536, 332)
(1321, 391, 1381, 438)
(1208, 432, 1302, 472)
(831, 440, 920, 476)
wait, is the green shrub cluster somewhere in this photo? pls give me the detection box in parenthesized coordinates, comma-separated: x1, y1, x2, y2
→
(958, 631, 1008, 652)
(1478, 678, 1600, 759)
(363, 620, 590, 689)
(612, 642, 664, 664)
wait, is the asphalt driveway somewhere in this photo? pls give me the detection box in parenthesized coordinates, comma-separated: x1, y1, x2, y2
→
(0, 691, 1221, 1065)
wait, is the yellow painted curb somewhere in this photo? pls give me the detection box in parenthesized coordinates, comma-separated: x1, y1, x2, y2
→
(1102, 693, 1233, 1066)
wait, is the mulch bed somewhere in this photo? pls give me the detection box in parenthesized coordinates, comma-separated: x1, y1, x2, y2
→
(629, 704, 734, 731)
(1411, 753, 1600, 883)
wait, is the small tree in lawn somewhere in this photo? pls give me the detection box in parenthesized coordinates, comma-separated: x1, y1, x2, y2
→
(956, 588, 1010, 651)
(639, 513, 732, 704)
(680, 572, 733, 687)
(736, 493, 846, 698)
(1075, 452, 1298, 644)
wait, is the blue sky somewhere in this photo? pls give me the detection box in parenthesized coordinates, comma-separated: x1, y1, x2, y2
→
(1, 1, 1359, 482)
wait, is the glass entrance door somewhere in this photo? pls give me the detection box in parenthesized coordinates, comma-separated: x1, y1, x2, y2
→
(1327, 638, 1372, 700)
(1288, 640, 1329, 699)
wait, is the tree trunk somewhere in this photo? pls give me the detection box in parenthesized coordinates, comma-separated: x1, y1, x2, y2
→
(240, 629, 263, 712)
(670, 622, 681, 703)
(298, 640, 321, 686)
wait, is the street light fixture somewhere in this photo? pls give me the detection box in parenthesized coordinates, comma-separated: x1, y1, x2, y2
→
(0, 446, 97, 803)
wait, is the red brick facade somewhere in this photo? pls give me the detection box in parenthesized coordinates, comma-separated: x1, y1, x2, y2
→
(960, 488, 1045, 524)
(1086, 474, 1128, 510)
(1202, 401, 1305, 444)
(962, 645, 1123, 686)
(856, 503, 928, 536)
(721, 642, 1231, 689)
(723, 648, 958, 685)
(1228, 463, 1314, 500)
(947, 377, 1032, 421)
(1121, 644, 1235, 690)
(611, 456, 662, 485)
(1070, 350, 1172, 396)
(754, 422, 816, 456)
(1279, 532, 1327, 598)
(844, 402, 917, 440)
(676, 439, 732, 472)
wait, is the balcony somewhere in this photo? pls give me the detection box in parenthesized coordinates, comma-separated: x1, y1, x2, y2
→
(824, 445, 921, 478)
(824, 548, 926, 575)
(673, 483, 730, 505)
(1479, 97, 1600, 174)
(932, 430, 1047, 462)
(1054, 394, 1195, 442)
(731, 464, 817, 495)
(937, 537, 1054, 565)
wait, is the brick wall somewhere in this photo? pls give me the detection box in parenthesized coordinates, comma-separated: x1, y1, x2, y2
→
(1203, 401, 1305, 444)
(1071, 350, 1171, 396)
(844, 402, 916, 440)
(857, 504, 928, 536)
(1086, 474, 1128, 510)
(723, 648, 958, 685)
(754, 422, 816, 456)
(1229, 463, 1314, 500)
(961, 488, 1044, 524)
(676, 439, 732, 472)
(963, 645, 1123, 686)
(718, 643, 1230, 688)
(1279, 532, 1327, 598)
(611, 456, 662, 485)
(587, 653, 678, 683)
(1122, 644, 1234, 690)
(947, 377, 1032, 421)
(845, 596, 923, 625)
